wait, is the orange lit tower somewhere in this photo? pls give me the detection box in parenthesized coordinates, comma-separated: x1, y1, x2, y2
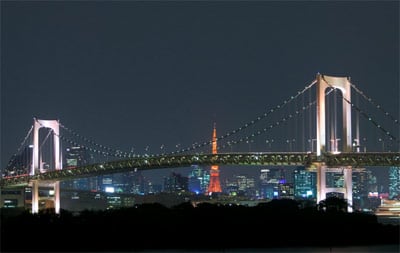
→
(207, 123, 222, 194)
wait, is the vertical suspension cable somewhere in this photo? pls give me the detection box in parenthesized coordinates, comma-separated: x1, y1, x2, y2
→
(355, 89, 360, 152)
(302, 90, 305, 152)
(332, 89, 338, 152)
(294, 94, 297, 152)
(324, 77, 397, 150)
(325, 89, 333, 152)
(309, 85, 312, 152)
(60, 129, 63, 170)
(50, 130, 54, 170)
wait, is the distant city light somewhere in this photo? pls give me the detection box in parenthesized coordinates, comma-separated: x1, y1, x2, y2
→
(105, 186, 115, 193)
(368, 192, 379, 198)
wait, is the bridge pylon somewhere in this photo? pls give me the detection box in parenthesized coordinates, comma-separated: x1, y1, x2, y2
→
(30, 118, 62, 214)
(315, 74, 354, 212)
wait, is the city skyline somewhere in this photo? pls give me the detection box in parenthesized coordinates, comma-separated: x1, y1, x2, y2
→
(1, 1, 399, 181)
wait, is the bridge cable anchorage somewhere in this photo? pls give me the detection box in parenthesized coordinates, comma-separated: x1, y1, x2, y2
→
(323, 77, 398, 143)
(58, 123, 135, 158)
(164, 79, 318, 155)
(350, 81, 399, 124)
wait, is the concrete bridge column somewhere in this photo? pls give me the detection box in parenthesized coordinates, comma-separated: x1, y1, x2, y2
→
(54, 181, 60, 214)
(31, 180, 39, 214)
(343, 167, 353, 212)
(31, 118, 62, 214)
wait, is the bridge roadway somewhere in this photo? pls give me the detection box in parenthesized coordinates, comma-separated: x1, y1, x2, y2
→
(1, 152, 399, 188)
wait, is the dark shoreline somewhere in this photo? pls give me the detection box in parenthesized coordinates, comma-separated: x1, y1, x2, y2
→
(2, 200, 399, 252)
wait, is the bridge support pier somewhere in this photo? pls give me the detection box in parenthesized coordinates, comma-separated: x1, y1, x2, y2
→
(54, 181, 60, 214)
(30, 180, 60, 214)
(317, 165, 353, 212)
(31, 180, 39, 214)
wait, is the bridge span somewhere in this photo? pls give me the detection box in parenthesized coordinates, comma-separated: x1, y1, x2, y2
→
(2, 73, 399, 214)
(1, 151, 399, 188)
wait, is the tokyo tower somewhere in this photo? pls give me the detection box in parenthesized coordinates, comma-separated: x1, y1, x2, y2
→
(207, 123, 222, 194)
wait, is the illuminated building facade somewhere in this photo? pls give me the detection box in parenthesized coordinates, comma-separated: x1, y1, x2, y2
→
(62, 146, 95, 191)
(188, 165, 210, 194)
(279, 183, 294, 199)
(294, 166, 316, 199)
(164, 172, 188, 192)
(259, 169, 273, 199)
(389, 167, 400, 199)
(207, 123, 222, 194)
(352, 168, 370, 211)
(225, 174, 256, 197)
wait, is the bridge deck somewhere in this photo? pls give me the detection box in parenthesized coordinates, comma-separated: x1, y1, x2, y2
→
(1, 152, 399, 188)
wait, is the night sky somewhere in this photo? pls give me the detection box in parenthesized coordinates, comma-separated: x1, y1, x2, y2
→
(1, 1, 399, 184)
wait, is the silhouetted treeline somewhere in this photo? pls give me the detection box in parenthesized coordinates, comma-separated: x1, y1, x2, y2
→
(1, 198, 399, 252)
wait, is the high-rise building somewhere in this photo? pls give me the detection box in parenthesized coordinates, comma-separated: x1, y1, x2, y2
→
(126, 171, 146, 194)
(259, 168, 281, 199)
(278, 183, 294, 199)
(352, 168, 370, 210)
(260, 169, 269, 184)
(65, 146, 89, 168)
(164, 172, 188, 192)
(389, 167, 400, 199)
(352, 168, 369, 197)
(62, 146, 96, 191)
(294, 166, 316, 199)
(207, 123, 222, 194)
(325, 171, 344, 188)
(225, 174, 256, 197)
(259, 169, 272, 199)
(188, 165, 210, 194)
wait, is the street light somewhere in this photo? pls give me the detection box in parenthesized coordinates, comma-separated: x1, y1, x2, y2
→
(286, 139, 295, 152)
(378, 138, 384, 152)
(266, 139, 274, 152)
(352, 139, 360, 153)
(308, 139, 317, 153)
(362, 137, 367, 152)
(247, 139, 254, 152)
(328, 138, 341, 153)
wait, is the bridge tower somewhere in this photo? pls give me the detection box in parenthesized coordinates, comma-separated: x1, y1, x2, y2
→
(30, 118, 62, 214)
(315, 74, 353, 211)
(207, 123, 222, 194)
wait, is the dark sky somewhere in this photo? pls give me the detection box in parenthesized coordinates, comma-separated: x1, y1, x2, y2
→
(1, 1, 399, 184)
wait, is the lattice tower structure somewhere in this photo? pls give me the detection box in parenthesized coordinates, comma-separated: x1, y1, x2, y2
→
(207, 123, 222, 194)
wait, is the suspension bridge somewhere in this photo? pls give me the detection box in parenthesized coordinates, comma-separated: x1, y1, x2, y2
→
(1, 73, 399, 214)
